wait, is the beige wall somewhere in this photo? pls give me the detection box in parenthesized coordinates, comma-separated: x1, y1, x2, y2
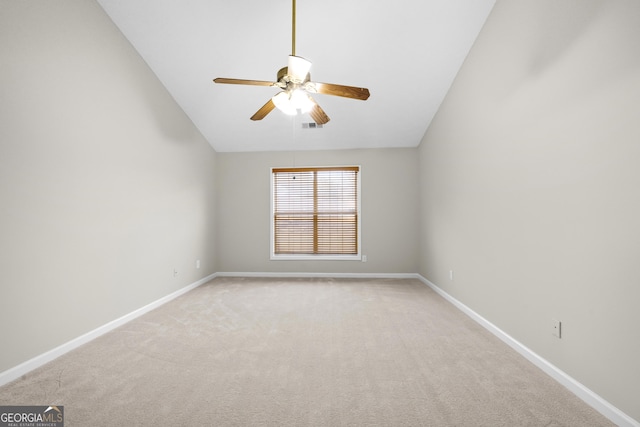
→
(216, 148, 419, 274)
(0, 1, 217, 372)
(418, 0, 640, 421)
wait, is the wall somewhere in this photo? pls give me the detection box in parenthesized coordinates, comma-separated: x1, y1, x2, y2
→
(0, 0, 217, 373)
(418, 0, 640, 421)
(216, 148, 419, 275)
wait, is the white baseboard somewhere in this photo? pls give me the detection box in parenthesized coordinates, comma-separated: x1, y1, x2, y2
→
(0, 273, 217, 388)
(216, 271, 418, 279)
(415, 274, 639, 427)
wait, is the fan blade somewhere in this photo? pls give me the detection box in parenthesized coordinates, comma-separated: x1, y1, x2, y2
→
(250, 99, 276, 121)
(309, 82, 370, 100)
(214, 78, 276, 87)
(308, 98, 330, 125)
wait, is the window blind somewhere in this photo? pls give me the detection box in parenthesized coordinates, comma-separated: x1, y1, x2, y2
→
(273, 166, 359, 255)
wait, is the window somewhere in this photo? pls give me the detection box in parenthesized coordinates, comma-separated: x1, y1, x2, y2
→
(271, 166, 361, 260)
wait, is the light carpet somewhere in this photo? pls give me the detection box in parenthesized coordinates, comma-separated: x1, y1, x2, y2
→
(0, 277, 614, 426)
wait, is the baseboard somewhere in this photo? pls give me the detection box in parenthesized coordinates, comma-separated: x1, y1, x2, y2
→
(415, 274, 639, 427)
(0, 273, 218, 388)
(216, 271, 418, 279)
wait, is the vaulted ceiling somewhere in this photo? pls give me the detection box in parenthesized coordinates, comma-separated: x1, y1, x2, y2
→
(97, 0, 495, 152)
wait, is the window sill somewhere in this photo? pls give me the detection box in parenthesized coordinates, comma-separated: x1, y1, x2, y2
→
(270, 254, 362, 261)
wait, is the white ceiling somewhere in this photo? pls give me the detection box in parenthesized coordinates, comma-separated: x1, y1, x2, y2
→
(97, 0, 495, 152)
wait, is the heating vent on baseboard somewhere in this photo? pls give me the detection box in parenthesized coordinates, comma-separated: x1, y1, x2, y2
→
(302, 123, 323, 129)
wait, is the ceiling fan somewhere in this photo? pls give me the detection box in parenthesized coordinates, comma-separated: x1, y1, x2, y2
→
(213, 0, 370, 125)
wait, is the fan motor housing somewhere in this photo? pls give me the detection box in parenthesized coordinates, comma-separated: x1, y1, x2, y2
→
(277, 66, 310, 85)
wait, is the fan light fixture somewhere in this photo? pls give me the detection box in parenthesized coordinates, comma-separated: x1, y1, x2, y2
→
(287, 55, 312, 83)
(272, 55, 315, 115)
(273, 89, 314, 116)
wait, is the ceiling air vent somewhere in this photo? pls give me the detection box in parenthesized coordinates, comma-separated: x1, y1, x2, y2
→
(302, 123, 324, 129)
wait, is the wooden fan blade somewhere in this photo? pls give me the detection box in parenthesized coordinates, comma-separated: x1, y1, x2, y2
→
(308, 98, 330, 125)
(250, 99, 276, 121)
(214, 78, 276, 87)
(310, 82, 370, 100)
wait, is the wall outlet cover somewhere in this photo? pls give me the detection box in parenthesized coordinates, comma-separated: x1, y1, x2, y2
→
(552, 319, 562, 338)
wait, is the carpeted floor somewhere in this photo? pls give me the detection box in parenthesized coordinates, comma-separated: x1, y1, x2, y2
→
(0, 277, 614, 426)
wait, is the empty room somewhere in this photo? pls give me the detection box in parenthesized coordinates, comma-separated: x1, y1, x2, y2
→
(1, 0, 638, 426)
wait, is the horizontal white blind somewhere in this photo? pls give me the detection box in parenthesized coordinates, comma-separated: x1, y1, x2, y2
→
(273, 167, 359, 255)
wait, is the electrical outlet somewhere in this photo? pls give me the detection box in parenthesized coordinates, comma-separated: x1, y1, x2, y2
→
(173, 268, 178, 277)
(552, 319, 561, 338)
(362, 255, 367, 262)
(449, 270, 454, 281)
(196, 259, 200, 269)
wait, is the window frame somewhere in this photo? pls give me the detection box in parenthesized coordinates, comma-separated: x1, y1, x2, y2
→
(270, 165, 362, 261)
